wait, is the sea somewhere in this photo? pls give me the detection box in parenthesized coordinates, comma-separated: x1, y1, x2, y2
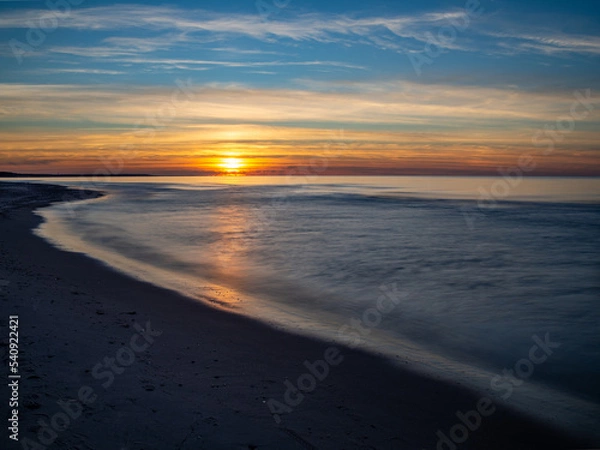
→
(25, 176, 600, 438)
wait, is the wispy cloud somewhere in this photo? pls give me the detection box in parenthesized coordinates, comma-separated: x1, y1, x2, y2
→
(38, 68, 125, 75)
(0, 5, 473, 54)
(43, 52, 367, 71)
(101, 33, 193, 53)
(2, 4, 598, 65)
(0, 6, 493, 52)
(0, 81, 595, 128)
(208, 47, 287, 56)
(483, 30, 600, 56)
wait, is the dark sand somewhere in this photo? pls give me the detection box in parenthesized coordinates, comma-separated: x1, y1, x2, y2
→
(0, 182, 593, 449)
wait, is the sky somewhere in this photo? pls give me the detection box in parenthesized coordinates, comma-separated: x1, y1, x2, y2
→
(0, 0, 599, 175)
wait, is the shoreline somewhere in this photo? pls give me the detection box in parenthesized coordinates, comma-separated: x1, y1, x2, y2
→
(0, 182, 594, 449)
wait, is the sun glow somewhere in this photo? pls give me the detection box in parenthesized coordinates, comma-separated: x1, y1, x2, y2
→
(220, 157, 244, 172)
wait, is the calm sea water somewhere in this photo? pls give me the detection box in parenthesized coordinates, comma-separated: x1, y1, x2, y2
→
(30, 176, 600, 437)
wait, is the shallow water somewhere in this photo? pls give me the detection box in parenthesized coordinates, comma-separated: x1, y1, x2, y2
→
(29, 176, 600, 437)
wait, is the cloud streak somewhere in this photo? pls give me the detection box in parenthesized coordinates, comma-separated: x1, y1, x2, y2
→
(482, 30, 600, 56)
(0, 81, 597, 130)
(1, 4, 598, 58)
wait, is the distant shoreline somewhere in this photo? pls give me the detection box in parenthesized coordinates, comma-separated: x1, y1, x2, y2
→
(0, 172, 155, 178)
(2, 172, 599, 178)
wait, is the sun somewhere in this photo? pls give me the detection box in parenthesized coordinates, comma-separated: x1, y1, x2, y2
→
(220, 157, 244, 172)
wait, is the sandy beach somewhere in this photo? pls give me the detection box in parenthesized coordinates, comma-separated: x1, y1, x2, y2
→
(0, 182, 593, 449)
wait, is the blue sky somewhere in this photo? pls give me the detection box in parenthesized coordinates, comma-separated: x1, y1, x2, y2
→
(0, 0, 598, 174)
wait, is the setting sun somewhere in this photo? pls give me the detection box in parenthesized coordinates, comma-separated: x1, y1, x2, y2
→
(220, 157, 244, 172)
